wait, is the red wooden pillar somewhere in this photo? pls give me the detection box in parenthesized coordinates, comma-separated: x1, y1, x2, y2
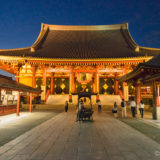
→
(153, 82, 160, 119)
(69, 71, 74, 102)
(16, 70, 19, 82)
(122, 67, 127, 98)
(17, 91, 20, 116)
(135, 84, 141, 105)
(153, 81, 156, 106)
(156, 85, 160, 119)
(156, 85, 160, 106)
(93, 72, 97, 93)
(51, 72, 54, 94)
(43, 67, 47, 88)
(135, 84, 141, 116)
(32, 66, 36, 88)
(42, 66, 47, 102)
(72, 72, 75, 93)
(96, 72, 99, 102)
(29, 93, 32, 112)
(69, 94, 72, 103)
(69, 71, 75, 93)
(27, 92, 30, 104)
(122, 82, 127, 98)
(96, 94, 100, 103)
(114, 80, 118, 95)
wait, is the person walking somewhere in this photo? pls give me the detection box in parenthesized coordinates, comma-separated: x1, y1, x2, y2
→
(65, 101, 68, 112)
(98, 100, 101, 112)
(130, 98, 136, 118)
(121, 99, 126, 118)
(112, 102, 118, 118)
(139, 100, 144, 118)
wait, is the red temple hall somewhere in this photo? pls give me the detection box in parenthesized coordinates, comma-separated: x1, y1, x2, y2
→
(0, 23, 160, 118)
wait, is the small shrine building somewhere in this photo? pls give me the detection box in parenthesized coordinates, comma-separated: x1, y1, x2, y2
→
(0, 23, 160, 103)
(120, 55, 160, 119)
(0, 74, 40, 116)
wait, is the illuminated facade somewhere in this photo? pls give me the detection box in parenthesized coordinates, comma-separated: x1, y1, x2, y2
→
(0, 23, 160, 102)
(120, 55, 160, 119)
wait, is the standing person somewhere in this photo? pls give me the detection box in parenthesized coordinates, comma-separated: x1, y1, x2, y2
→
(139, 100, 144, 118)
(130, 98, 136, 118)
(98, 100, 101, 112)
(77, 99, 84, 121)
(112, 102, 118, 118)
(65, 101, 68, 112)
(121, 99, 126, 118)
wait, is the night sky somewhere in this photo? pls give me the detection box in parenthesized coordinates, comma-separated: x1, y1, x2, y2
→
(0, 0, 160, 49)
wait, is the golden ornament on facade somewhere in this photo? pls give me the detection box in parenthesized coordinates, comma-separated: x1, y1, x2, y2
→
(60, 83, 66, 90)
(103, 84, 108, 90)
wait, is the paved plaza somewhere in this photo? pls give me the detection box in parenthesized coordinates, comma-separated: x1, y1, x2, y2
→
(0, 111, 59, 146)
(0, 111, 160, 160)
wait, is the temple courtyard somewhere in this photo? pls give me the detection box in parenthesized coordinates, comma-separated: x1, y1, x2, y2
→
(0, 109, 160, 160)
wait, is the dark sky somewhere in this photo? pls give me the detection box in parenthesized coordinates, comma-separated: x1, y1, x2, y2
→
(0, 0, 160, 49)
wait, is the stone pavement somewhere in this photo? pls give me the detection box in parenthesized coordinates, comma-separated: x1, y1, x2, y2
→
(142, 119, 160, 128)
(0, 111, 59, 146)
(119, 117, 160, 144)
(0, 112, 160, 160)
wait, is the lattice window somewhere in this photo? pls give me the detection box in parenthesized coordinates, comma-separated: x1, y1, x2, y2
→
(36, 77, 42, 89)
(54, 78, 69, 94)
(99, 78, 114, 95)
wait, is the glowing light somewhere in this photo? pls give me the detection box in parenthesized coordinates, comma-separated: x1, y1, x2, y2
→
(0, 113, 29, 127)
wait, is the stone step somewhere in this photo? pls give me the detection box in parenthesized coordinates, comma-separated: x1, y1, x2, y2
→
(46, 94, 121, 106)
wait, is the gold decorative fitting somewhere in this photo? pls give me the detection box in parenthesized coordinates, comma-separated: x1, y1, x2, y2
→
(30, 47, 35, 52)
(135, 47, 139, 52)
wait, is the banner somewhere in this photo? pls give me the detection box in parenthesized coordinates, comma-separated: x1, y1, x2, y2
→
(41, 85, 46, 101)
(124, 86, 128, 101)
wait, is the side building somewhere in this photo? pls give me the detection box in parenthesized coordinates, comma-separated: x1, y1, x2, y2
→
(0, 23, 159, 104)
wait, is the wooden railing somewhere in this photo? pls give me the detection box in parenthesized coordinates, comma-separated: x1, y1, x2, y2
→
(0, 104, 16, 116)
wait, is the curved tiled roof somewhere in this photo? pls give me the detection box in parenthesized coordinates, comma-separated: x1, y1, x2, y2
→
(0, 23, 160, 59)
(140, 54, 160, 67)
(119, 53, 160, 82)
(0, 75, 41, 93)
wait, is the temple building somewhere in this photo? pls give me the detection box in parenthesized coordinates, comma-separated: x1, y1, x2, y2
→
(120, 55, 160, 119)
(0, 23, 160, 104)
(0, 74, 40, 116)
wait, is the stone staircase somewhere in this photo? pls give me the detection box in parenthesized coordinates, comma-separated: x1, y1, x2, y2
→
(99, 95, 121, 106)
(46, 94, 121, 106)
(46, 95, 69, 105)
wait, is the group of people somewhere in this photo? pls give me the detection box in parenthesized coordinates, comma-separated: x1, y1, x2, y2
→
(112, 98, 144, 118)
(66, 97, 145, 119)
